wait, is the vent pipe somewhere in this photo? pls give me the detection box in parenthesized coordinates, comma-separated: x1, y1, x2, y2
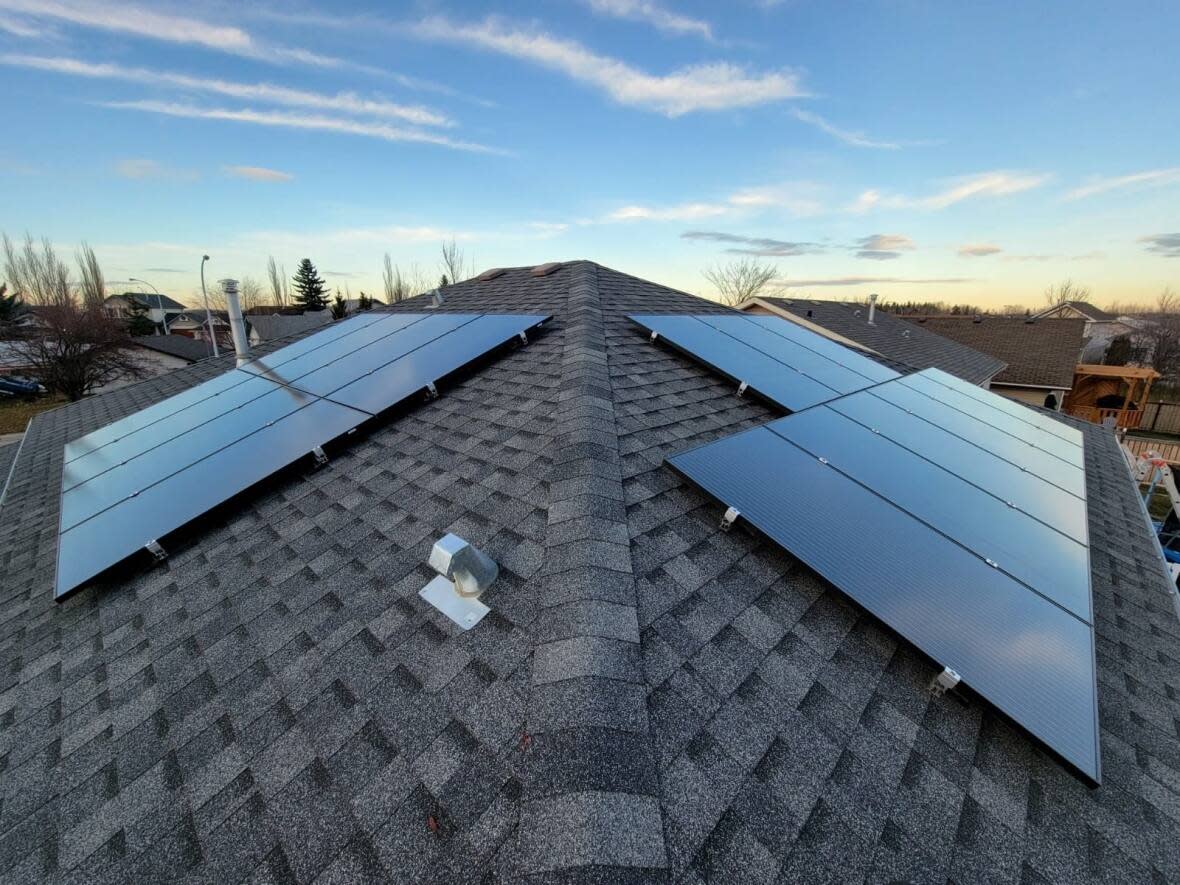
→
(867, 292, 879, 326)
(220, 278, 251, 366)
(430, 288, 445, 308)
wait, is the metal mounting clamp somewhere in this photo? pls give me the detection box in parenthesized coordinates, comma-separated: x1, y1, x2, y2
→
(311, 446, 328, 467)
(145, 539, 167, 562)
(518, 331, 529, 345)
(928, 666, 961, 696)
(649, 330, 659, 342)
(425, 381, 439, 400)
(719, 506, 741, 532)
(736, 381, 749, 398)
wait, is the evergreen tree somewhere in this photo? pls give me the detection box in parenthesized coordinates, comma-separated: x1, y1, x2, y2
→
(358, 291, 373, 311)
(330, 289, 347, 320)
(125, 295, 156, 336)
(292, 258, 328, 310)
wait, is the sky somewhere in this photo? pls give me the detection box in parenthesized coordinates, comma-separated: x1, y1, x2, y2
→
(0, 0, 1177, 310)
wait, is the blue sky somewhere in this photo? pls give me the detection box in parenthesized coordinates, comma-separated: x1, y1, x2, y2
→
(0, 0, 1177, 308)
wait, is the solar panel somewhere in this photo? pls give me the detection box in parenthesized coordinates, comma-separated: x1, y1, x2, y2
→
(55, 311, 549, 598)
(629, 313, 899, 411)
(667, 369, 1099, 782)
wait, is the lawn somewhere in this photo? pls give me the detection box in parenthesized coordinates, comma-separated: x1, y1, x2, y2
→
(0, 394, 67, 434)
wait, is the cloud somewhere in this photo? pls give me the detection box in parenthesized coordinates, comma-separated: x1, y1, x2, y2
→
(142, 267, 185, 273)
(852, 171, 1049, 213)
(584, 0, 714, 41)
(411, 16, 804, 115)
(0, 55, 454, 128)
(782, 276, 971, 287)
(958, 243, 1002, 257)
(1065, 167, 1180, 200)
(115, 158, 196, 180)
(609, 202, 732, 221)
(681, 230, 823, 256)
(854, 233, 914, 260)
(1139, 233, 1180, 258)
(102, 101, 501, 154)
(0, 12, 41, 35)
(0, 0, 369, 72)
(790, 109, 903, 150)
(224, 165, 294, 182)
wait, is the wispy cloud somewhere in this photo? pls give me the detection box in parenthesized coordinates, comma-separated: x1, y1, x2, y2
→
(0, 0, 369, 72)
(0, 12, 41, 36)
(849, 171, 1049, 212)
(609, 202, 732, 221)
(854, 233, 914, 260)
(1139, 233, 1180, 258)
(224, 165, 293, 182)
(584, 0, 714, 41)
(1065, 167, 1180, 200)
(0, 55, 454, 128)
(783, 276, 971, 287)
(143, 267, 185, 273)
(791, 109, 903, 149)
(682, 230, 823, 256)
(411, 16, 803, 115)
(958, 243, 1002, 257)
(115, 158, 197, 180)
(102, 100, 501, 154)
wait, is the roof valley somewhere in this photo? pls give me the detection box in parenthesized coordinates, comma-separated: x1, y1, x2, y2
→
(515, 262, 668, 876)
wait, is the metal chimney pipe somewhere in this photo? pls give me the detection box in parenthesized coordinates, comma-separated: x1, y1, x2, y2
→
(867, 292, 879, 325)
(220, 278, 251, 366)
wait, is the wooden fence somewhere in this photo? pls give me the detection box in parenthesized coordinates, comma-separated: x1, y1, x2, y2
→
(1140, 401, 1180, 435)
(1124, 436, 1180, 466)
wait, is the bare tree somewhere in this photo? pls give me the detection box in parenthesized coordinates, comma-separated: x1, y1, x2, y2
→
(4, 237, 141, 399)
(439, 237, 473, 286)
(1044, 279, 1092, 308)
(76, 242, 106, 309)
(383, 254, 431, 302)
(266, 256, 288, 308)
(2, 233, 71, 306)
(703, 259, 778, 306)
(1133, 288, 1180, 383)
(239, 276, 265, 312)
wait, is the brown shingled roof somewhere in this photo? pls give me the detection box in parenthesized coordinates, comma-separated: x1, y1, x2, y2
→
(906, 315, 1086, 388)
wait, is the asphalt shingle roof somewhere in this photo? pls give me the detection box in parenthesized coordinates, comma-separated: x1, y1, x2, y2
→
(908, 316, 1087, 389)
(757, 297, 1007, 385)
(1037, 301, 1119, 322)
(130, 335, 213, 363)
(246, 311, 333, 342)
(1, 261, 1178, 882)
(116, 292, 187, 311)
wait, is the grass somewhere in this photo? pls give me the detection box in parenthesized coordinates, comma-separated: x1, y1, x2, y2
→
(0, 394, 67, 435)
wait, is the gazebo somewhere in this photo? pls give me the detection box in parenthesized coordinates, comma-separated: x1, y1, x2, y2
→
(1063, 364, 1160, 428)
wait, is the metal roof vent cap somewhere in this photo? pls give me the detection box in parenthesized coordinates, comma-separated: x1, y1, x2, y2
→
(868, 292, 879, 326)
(419, 533, 498, 629)
(430, 288, 445, 308)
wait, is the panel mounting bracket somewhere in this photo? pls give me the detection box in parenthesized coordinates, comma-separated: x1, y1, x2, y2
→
(311, 446, 328, 467)
(719, 506, 741, 532)
(649, 330, 659, 342)
(518, 330, 529, 345)
(144, 539, 167, 562)
(736, 381, 749, 398)
(425, 381, 440, 400)
(928, 666, 961, 696)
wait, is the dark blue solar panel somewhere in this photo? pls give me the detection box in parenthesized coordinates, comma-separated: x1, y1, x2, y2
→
(628, 313, 898, 411)
(55, 311, 550, 599)
(56, 397, 369, 596)
(668, 424, 1100, 782)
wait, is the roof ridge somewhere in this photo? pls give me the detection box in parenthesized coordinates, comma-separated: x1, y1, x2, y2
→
(514, 261, 667, 875)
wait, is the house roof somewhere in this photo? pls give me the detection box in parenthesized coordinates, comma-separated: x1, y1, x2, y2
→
(130, 334, 213, 363)
(111, 292, 188, 311)
(752, 297, 1007, 385)
(247, 311, 332, 342)
(172, 309, 229, 326)
(1036, 301, 1119, 322)
(907, 316, 1087, 389)
(1, 262, 1178, 882)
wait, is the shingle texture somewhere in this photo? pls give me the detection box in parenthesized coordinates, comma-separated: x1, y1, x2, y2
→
(247, 312, 332, 343)
(1037, 301, 1119, 322)
(758, 297, 1006, 385)
(910, 316, 1087, 389)
(130, 334, 212, 363)
(0, 262, 1178, 883)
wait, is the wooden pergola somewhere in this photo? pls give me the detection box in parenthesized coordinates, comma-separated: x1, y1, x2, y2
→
(1063, 364, 1160, 429)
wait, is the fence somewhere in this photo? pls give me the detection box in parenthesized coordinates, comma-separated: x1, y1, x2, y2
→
(1124, 436, 1180, 465)
(1141, 401, 1180, 435)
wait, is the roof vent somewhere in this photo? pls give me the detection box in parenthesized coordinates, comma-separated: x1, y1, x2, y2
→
(530, 262, 562, 277)
(418, 533, 499, 629)
(477, 267, 506, 281)
(902, 329, 911, 338)
(868, 292, 879, 326)
(806, 309, 813, 318)
(430, 289, 445, 308)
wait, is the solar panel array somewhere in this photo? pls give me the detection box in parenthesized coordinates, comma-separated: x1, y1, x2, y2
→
(56, 311, 549, 598)
(668, 367, 1099, 782)
(629, 313, 899, 411)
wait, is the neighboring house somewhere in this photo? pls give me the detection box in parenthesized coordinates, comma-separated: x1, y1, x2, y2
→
(2, 263, 1177, 882)
(738, 296, 1007, 385)
(168, 308, 233, 348)
(907, 315, 1086, 409)
(344, 297, 385, 314)
(247, 310, 332, 346)
(92, 334, 213, 394)
(104, 292, 188, 330)
(0, 339, 36, 376)
(1033, 300, 1134, 362)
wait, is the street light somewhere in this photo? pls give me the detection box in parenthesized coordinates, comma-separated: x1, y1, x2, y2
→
(200, 254, 220, 358)
(128, 277, 169, 335)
